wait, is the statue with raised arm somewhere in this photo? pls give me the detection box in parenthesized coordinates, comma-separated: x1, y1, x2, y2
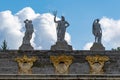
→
(53, 11, 69, 42)
(92, 19, 102, 44)
(51, 11, 72, 50)
(19, 19, 34, 50)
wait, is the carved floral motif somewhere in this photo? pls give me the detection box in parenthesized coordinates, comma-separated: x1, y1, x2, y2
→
(50, 55, 73, 74)
(15, 55, 37, 74)
(86, 55, 109, 74)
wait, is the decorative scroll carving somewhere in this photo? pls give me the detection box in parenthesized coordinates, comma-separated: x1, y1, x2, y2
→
(15, 55, 37, 74)
(50, 55, 73, 74)
(86, 55, 109, 74)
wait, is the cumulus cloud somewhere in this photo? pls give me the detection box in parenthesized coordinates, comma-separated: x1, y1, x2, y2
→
(0, 10, 23, 49)
(0, 7, 71, 50)
(83, 42, 93, 50)
(100, 17, 120, 49)
(83, 17, 120, 50)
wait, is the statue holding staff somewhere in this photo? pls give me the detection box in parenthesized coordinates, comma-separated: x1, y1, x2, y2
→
(53, 11, 69, 42)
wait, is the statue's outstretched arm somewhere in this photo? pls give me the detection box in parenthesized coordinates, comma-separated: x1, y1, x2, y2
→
(65, 21, 70, 27)
(54, 16, 57, 23)
(53, 11, 57, 23)
(100, 25, 102, 34)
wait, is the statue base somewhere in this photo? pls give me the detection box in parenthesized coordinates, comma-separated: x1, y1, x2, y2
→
(51, 41, 72, 51)
(19, 44, 34, 50)
(90, 42, 105, 51)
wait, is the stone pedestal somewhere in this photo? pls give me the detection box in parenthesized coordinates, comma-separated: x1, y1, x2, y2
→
(51, 41, 72, 51)
(19, 44, 33, 50)
(90, 43, 105, 51)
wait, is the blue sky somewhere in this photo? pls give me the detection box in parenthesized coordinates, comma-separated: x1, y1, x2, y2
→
(0, 0, 120, 50)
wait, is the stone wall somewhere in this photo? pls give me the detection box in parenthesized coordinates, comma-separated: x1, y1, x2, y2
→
(0, 50, 119, 74)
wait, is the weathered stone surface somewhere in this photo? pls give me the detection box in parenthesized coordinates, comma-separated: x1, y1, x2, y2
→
(69, 63, 89, 74)
(51, 41, 72, 51)
(0, 50, 119, 75)
(32, 66, 54, 74)
(19, 44, 33, 50)
(0, 74, 120, 79)
(90, 42, 105, 51)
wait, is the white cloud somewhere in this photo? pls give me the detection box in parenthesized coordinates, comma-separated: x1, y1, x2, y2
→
(83, 42, 93, 50)
(0, 10, 23, 49)
(16, 7, 40, 21)
(83, 17, 120, 50)
(0, 7, 71, 50)
(100, 17, 120, 49)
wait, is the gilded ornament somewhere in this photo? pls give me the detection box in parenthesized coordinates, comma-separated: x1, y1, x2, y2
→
(15, 55, 37, 74)
(50, 55, 73, 74)
(86, 55, 109, 74)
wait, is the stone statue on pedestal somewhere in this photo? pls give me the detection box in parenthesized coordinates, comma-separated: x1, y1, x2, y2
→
(53, 11, 69, 42)
(51, 11, 72, 51)
(19, 19, 34, 50)
(90, 19, 105, 51)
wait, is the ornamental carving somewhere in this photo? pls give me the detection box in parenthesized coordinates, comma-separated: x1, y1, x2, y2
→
(15, 55, 37, 74)
(50, 55, 73, 74)
(86, 55, 109, 74)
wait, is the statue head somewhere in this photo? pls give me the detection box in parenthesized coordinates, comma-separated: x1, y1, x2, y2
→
(61, 16, 65, 21)
(96, 19, 99, 23)
(29, 20, 32, 23)
(24, 19, 29, 23)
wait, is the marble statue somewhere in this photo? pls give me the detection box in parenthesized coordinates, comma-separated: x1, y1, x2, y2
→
(51, 11, 72, 50)
(90, 19, 105, 51)
(53, 11, 69, 42)
(23, 19, 34, 44)
(92, 19, 102, 43)
(19, 19, 34, 50)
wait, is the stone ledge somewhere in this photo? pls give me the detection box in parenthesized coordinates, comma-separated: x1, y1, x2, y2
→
(0, 74, 120, 79)
(51, 41, 72, 51)
(90, 43, 105, 51)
